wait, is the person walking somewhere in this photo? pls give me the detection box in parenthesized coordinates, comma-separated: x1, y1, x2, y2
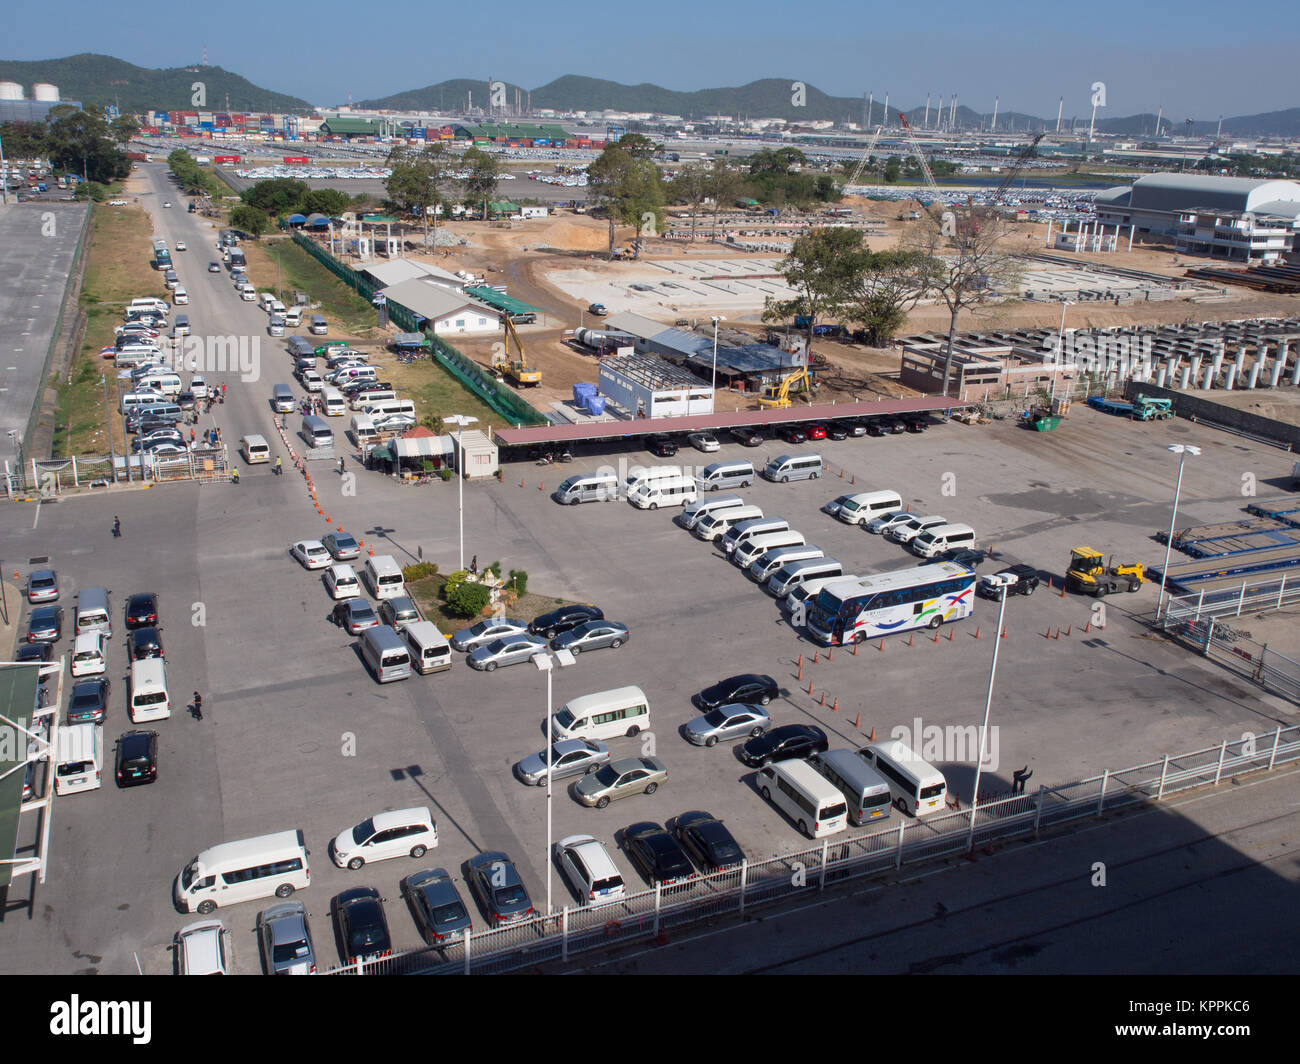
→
(338, 457, 346, 475)
(189, 427, 196, 445)
(221, 383, 227, 400)
(275, 456, 283, 476)
(193, 691, 203, 721)
(470, 555, 478, 575)
(112, 515, 121, 538)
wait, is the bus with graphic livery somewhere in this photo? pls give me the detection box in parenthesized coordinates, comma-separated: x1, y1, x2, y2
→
(805, 562, 976, 646)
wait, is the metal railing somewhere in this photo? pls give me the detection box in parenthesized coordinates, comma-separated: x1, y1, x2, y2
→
(1171, 618, 1300, 704)
(321, 724, 1300, 975)
(1164, 575, 1300, 624)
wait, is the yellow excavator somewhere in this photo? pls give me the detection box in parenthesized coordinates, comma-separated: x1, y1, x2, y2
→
(1066, 547, 1145, 597)
(757, 367, 813, 409)
(493, 314, 541, 388)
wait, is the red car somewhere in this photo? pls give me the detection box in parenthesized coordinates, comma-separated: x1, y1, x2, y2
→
(805, 423, 827, 441)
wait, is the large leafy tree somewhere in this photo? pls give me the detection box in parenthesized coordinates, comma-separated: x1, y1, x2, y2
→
(763, 227, 870, 355)
(230, 203, 272, 238)
(384, 143, 447, 240)
(0, 121, 48, 158)
(460, 145, 502, 219)
(843, 249, 940, 346)
(45, 106, 129, 184)
(587, 142, 666, 258)
(242, 178, 309, 214)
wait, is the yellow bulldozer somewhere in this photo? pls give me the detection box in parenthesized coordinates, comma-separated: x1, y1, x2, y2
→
(1065, 547, 1145, 597)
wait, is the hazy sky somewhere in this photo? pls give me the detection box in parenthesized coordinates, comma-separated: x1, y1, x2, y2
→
(8, 0, 1298, 118)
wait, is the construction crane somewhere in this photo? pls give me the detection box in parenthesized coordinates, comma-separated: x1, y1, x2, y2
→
(492, 313, 541, 387)
(896, 113, 945, 224)
(757, 367, 813, 409)
(990, 132, 1045, 205)
(844, 126, 885, 188)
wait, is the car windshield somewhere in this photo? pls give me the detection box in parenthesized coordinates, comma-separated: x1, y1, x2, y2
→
(352, 603, 376, 619)
(702, 708, 730, 727)
(351, 817, 375, 843)
(431, 902, 467, 927)
(272, 937, 311, 963)
(592, 765, 621, 786)
(709, 837, 743, 863)
(70, 691, 98, 710)
(494, 885, 527, 908)
(335, 535, 357, 550)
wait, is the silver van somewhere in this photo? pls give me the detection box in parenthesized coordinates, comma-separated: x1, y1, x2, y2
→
(309, 314, 328, 335)
(75, 588, 112, 640)
(360, 625, 412, 683)
(785, 572, 861, 615)
(300, 415, 334, 450)
(767, 556, 843, 598)
(733, 530, 807, 570)
(401, 621, 452, 674)
(268, 314, 286, 337)
(722, 516, 790, 557)
(809, 750, 893, 827)
(696, 461, 755, 491)
(287, 337, 316, 359)
(694, 503, 763, 542)
(272, 384, 296, 413)
(749, 544, 824, 584)
(555, 472, 618, 505)
(762, 453, 823, 483)
(680, 494, 744, 531)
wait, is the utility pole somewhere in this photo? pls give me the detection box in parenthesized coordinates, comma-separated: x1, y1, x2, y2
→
(101, 374, 117, 482)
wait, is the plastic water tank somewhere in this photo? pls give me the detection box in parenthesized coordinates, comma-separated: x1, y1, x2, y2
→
(33, 83, 60, 102)
(0, 82, 24, 101)
(573, 382, 596, 404)
(586, 394, 606, 416)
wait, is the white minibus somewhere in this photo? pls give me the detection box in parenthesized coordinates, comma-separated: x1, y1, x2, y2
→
(756, 760, 849, 838)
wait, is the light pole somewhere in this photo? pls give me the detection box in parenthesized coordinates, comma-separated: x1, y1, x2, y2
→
(532, 648, 575, 916)
(710, 315, 726, 402)
(968, 583, 1008, 849)
(100, 375, 117, 482)
(442, 415, 478, 571)
(1157, 444, 1200, 622)
(1051, 298, 1074, 407)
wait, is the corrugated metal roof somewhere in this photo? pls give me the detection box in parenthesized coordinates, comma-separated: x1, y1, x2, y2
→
(464, 286, 541, 315)
(1129, 174, 1300, 215)
(384, 279, 494, 322)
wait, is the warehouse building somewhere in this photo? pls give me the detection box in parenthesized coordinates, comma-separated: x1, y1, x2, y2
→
(598, 353, 715, 418)
(1095, 174, 1300, 262)
(383, 279, 502, 336)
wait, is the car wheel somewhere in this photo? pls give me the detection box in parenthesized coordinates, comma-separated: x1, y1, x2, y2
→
(410, 845, 427, 859)
(626, 725, 640, 737)
(853, 630, 867, 645)
(197, 900, 217, 915)
(743, 480, 752, 487)
(645, 782, 658, 795)
(798, 819, 809, 836)
(750, 726, 764, 738)
(596, 796, 610, 809)
(705, 736, 718, 747)
(485, 661, 497, 672)
(781, 475, 790, 484)
(760, 786, 772, 801)
(894, 796, 907, 812)
(569, 644, 581, 654)
(546, 628, 557, 639)
(811, 471, 819, 479)
(649, 502, 658, 510)
(1024, 584, 1035, 596)
(275, 883, 294, 899)
(610, 638, 623, 649)
(759, 693, 771, 706)
(347, 857, 364, 870)
(928, 615, 942, 630)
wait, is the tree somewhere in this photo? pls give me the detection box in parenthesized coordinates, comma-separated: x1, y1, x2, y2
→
(587, 144, 666, 259)
(242, 178, 309, 214)
(763, 227, 870, 356)
(44, 106, 129, 185)
(109, 114, 140, 143)
(384, 143, 447, 241)
(460, 146, 502, 220)
(230, 203, 272, 238)
(613, 132, 660, 160)
(908, 206, 1024, 396)
(301, 188, 350, 217)
(843, 249, 939, 346)
(0, 121, 48, 158)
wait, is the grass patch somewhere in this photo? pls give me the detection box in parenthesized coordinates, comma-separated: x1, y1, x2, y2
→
(239, 239, 378, 338)
(406, 574, 582, 635)
(60, 202, 166, 458)
(372, 351, 502, 430)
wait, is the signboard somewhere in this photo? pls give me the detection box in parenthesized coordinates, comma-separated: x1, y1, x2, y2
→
(283, 156, 309, 164)
(214, 155, 241, 163)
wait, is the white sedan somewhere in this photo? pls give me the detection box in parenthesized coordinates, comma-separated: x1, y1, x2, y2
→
(290, 540, 332, 570)
(190, 377, 209, 399)
(176, 240, 187, 251)
(176, 920, 231, 975)
(688, 432, 720, 453)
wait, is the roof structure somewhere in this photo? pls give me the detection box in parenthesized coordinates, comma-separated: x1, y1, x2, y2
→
(604, 312, 801, 375)
(454, 123, 571, 140)
(383, 279, 497, 323)
(360, 259, 441, 287)
(0, 663, 44, 890)
(1097, 174, 1300, 216)
(320, 117, 384, 135)
(464, 286, 541, 315)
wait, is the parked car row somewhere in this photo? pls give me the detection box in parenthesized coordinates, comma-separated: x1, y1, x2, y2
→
(644, 414, 932, 457)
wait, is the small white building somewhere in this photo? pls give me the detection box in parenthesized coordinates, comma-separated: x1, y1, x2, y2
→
(383, 279, 502, 336)
(450, 429, 498, 478)
(597, 353, 714, 419)
(519, 206, 548, 219)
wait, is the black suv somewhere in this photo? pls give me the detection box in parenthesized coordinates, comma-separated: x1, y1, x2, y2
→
(116, 730, 159, 787)
(125, 592, 159, 630)
(530, 604, 604, 639)
(776, 424, 808, 444)
(646, 434, 678, 457)
(740, 724, 829, 768)
(696, 673, 779, 711)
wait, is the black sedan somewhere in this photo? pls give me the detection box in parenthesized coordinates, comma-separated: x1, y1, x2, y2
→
(401, 868, 473, 946)
(27, 605, 64, 643)
(68, 678, 111, 724)
(675, 811, 746, 872)
(646, 433, 678, 458)
(15, 643, 53, 665)
(466, 852, 535, 926)
(729, 426, 763, 447)
(740, 724, 829, 768)
(115, 730, 158, 787)
(529, 603, 604, 639)
(129, 627, 165, 660)
(776, 424, 808, 444)
(862, 419, 886, 438)
(824, 422, 849, 441)
(622, 822, 696, 887)
(696, 673, 779, 712)
(125, 592, 159, 630)
(330, 887, 392, 965)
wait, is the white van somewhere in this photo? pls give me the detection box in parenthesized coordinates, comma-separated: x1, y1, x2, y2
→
(120, 390, 166, 414)
(360, 625, 412, 683)
(175, 829, 311, 914)
(887, 514, 948, 545)
(696, 461, 755, 491)
(359, 398, 415, 420)
(283, 307, 303, 328)
(259, 292, 276, 312)
(694, 504, 763, 542)
(762, 453, 823, 483)
(350, 414, 379, 447)
(401, 621, 453, 674)
(858, 740, 948, 816)
(756, 759, 849, 838)
(350, 388, 397, 412)
(241, 434, 270, 464)
(680, 494, 744, 531)
(75, 588, 112, 639)
(551, 686, 649, 741)
(53, 724, 104, 796)
(137, 371, 183, 397)
(268, 314, 286, 337)
(363, 555, 405, 599)
(912, 523, 978, 558)
(721, 516, 790, 556)
(129, 657, 171, 723)
(309, 314, 328, 335)
(809, 750, 893, 827)
(173, 286, 189, 306)
(785, 572, 861, 615)
(300, 415, 334, 450)
(629, 474, 697, 510)
(70, 633, 107, 677)
(733, 529, 806, 569)
(324, 563, 361, 600)
(836, 490, 904, 527)
(128, 298, 169, 316)
(321, 387, 347, 417)
(749, 544, 824, 584)
(624, 464, 682, 495)
(240, 283, 257, 301)
(766, 556, 843, 598)
(555, 472, 619, 505)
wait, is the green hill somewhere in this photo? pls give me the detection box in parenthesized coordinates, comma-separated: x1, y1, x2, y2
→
(0, 53, 312, 113)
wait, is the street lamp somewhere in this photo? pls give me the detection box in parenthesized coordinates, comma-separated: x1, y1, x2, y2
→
(1050, 298, 1074, 406)
(1157, 443, 1201, 622)
(532, 648, 575, 916)
(968, 582, 1009, 849)
(710, 315, 726, 403)
(442, 415, 478, 572)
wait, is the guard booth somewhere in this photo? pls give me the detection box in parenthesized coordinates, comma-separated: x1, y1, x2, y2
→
(451, 429, 499, 479)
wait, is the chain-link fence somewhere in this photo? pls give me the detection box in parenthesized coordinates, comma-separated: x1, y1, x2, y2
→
(320, 723, 1300, 975)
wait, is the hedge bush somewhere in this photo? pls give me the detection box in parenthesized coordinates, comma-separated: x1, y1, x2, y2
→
(508, 569, 528, 596)
(402, 561, 439, 581)
(446, 580, 491, 618)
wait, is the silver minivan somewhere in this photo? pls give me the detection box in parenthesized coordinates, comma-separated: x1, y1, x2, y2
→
(722, 516, 790, 557)
(809, 750, 893, 827)
(555, 472, 618, 505)
(680, 494, 744, 532)
(272, 384, 296, 413)
(75, 588, 112, 640)
(360, 625, 412, 683)
(762, 453, 823, 483)
(767, 556, 844, 599)
(749, 544, 824, 584)
(696, 461, 755, 491)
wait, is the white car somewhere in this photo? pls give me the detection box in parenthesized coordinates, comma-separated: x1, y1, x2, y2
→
(886, 515, 947, 544)
(163, 201, 172, 208)
(301, 370, 324, 392)
(556, 835, 626, 906)
(190, 377, 209, 399)
(688, 432, 720, 453)
(330, 807, 438, 870)
(324, 564, 361, 600)
(176, 920, 231, 975)
(176, 240, 187, 251)
(290, 540, 331, 569)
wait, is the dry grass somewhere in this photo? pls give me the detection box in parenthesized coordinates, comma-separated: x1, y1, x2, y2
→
(240, 238, 378, 338)
(370, 351, 503, 431)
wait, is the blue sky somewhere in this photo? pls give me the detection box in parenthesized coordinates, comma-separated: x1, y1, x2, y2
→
(8, 0, 1298, 117)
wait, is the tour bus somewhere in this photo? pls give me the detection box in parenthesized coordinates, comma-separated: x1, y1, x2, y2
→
(806, 562, 976, 646)
(755, 760, 849, 838)
(857, 740, 948, 817)
(174, 829, 311, 914)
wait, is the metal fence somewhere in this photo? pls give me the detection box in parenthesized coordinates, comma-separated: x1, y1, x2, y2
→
(1164, 575, 1300, 624)
(428, 334, 550, 428)
(1170, 617, 1300, 704)
(321, 724, 1300, 975)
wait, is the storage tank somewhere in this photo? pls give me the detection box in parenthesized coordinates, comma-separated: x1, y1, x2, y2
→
(33, 83, 60, 102)
(573, 382, 596, 404)
(0, 82, 24, 101)
(585, 394, 606, 416)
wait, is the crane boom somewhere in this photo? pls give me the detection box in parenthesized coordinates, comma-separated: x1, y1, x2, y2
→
(991, 132, 1045, 204)
(845, 126, 885, 187)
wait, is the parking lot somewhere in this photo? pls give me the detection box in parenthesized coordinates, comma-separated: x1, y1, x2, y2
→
(5, 322, 1297, 973)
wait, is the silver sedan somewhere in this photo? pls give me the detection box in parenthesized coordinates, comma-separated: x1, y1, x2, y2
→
(550, 620, 630, 655)
(683, 703, 772, 747)
(515, 739, 612, 786)
(450, 618, 528, 653)
(467, 634, 548, 672)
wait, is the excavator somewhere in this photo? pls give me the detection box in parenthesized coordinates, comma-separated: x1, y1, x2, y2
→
(757, 367, 813, 409)
(493, 313, 541, 388)
(1065, 547, 1145, 596)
